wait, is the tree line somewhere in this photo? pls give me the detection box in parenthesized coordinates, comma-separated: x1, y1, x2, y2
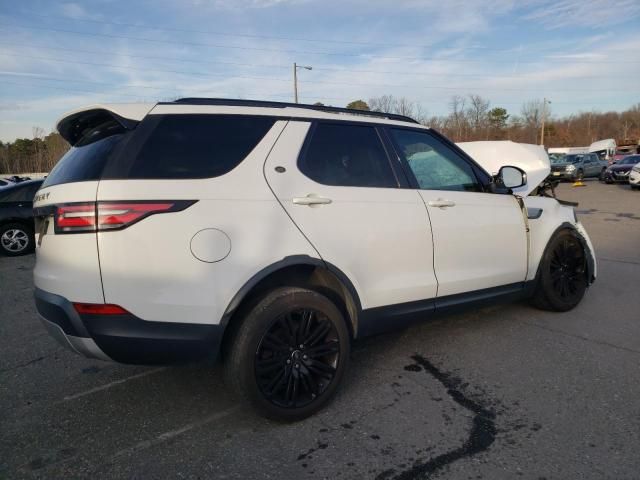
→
(2, 97, 640, 175)
(348, 95, 640, 147)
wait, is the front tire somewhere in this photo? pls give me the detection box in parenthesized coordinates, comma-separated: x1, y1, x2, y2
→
(0, 223, 34, 256)
(531, 230, 588, 312)
(224, 287, 350, 421)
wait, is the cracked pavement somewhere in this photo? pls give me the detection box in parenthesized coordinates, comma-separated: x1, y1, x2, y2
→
(1, 180, 639, 479)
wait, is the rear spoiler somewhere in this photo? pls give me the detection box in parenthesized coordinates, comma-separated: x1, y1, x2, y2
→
(56, 104, 155, 146)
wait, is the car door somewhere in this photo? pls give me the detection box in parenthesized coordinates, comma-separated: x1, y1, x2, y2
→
(386, 127, 528, 298)
(264, 120, 438, 317)
(582, 154, 595, 177)
(0, 182, 39, 224)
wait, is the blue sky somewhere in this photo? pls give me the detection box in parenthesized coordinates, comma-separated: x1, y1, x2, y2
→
(1, 0, 639, 141)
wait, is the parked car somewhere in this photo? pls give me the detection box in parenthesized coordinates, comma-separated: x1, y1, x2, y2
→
(602, 155, 640, 184)
(33, 99, 596, 420)
(630, 162, 640, 190)
(548, 152, 606, 181)
(0, 179, 43, 256)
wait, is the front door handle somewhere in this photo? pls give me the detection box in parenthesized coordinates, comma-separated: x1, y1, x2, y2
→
(292, 194, 332, 206)
(427, 199, 456, 208)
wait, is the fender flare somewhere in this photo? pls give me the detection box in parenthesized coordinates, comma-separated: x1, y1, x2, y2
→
(220, 255, 363, 331)
(535, 222, 596, 286)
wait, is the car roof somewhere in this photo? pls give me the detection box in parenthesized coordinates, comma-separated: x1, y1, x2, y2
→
(159, 98, 420, 125)
(57, 99, 424, 135)
(1, 179, 43, 190)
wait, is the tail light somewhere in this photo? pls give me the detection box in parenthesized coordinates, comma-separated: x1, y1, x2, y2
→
(73, 303, 129, 315)
(54, 200, 196, 234)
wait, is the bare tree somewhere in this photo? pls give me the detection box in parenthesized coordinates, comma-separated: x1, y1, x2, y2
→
(369, 95, 397, 114)
(521, 99, 545, 143)
(449, 95, 468, 141)
(467, 94, 491, 140)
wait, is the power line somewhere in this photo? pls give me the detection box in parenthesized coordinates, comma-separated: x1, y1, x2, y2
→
(7, 10, 505, 51)
(0, 41, 634, 80)
(1, 53, 637, 93)
(1, 79, 635, 108)
(3, 22, 639, 64)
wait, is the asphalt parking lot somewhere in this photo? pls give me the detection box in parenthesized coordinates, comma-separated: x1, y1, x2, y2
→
(1, 180, 639, 480)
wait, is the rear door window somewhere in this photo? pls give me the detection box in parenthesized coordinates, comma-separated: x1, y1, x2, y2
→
(298, 122, 398, 188)
(107, 115, 276, 179)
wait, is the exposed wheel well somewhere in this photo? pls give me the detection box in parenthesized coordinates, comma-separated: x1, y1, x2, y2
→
(220, 261, 360, 360)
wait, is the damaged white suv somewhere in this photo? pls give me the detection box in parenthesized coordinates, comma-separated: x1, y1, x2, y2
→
(33, 99, 595, 420)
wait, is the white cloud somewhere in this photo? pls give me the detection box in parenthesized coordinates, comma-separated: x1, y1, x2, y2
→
(523, 0, 640, 28)
(60, 2, 102, 21)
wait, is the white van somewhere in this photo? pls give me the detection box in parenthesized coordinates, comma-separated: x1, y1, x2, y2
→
(589, 139, 617, 164)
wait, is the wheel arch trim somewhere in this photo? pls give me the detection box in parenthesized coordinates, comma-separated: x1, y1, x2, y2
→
(536, 222, 596, 286)
(220, 255, 363, 335)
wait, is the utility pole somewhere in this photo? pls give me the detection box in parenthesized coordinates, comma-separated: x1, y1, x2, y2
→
(293, 62, 312, 104)
(293, 62, 298, 104)
(540, 97, 551, 146)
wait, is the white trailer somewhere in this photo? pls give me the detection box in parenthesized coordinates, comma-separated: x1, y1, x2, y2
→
(588, 139, 617, 164)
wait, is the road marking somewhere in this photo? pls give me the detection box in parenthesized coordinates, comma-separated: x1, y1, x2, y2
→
(59, 367, 167, 402)
(111, 406, 240, 459)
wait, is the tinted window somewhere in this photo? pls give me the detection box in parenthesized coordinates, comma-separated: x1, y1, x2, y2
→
(0, 182, 42, 202)
(114, 115, 275, 179)
(299, 123, 397, 188)
(623, 156, 640, 164)
(390, 129, 480, 192)
(42, 133, 127, 188)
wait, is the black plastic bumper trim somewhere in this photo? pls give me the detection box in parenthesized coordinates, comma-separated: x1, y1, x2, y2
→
(34, 288, 223, 365)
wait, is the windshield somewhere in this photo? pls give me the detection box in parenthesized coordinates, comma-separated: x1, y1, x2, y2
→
(564, 154, 583, 164)
(621, 156, 640, 165)
(549, 153, 566, 164)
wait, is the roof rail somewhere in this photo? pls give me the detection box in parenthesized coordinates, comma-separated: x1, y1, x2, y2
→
(166, 98, 420, 124)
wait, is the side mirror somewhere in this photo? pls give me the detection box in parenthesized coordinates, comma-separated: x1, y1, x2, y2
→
(498, 165, 527, 189)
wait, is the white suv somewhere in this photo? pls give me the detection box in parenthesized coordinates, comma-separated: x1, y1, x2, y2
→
(33, 99, 596, 420)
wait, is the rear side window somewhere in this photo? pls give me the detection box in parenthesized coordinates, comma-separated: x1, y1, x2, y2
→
(42, 133, 127, 188)
(110, 115, 276, 179)
(299, 123, 397, 188)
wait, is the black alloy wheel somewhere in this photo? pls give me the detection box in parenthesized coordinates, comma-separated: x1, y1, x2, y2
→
(548, 236, 586, 302)
(531, 230, 588, 312)
(224, 287, 350, 421)
(255, 308, 340, 409)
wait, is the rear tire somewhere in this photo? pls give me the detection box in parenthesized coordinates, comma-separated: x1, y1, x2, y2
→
(224, 287, 350, 421)
(531, 230, 588, 312)
(0, 223, 34, 256)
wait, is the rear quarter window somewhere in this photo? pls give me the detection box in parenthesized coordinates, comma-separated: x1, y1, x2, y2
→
(105, 114, 276, 179)
(42, 120, 129, 188)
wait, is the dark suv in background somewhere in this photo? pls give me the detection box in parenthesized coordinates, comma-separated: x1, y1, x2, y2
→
(549, 153, 607, 181)
(0, 179, 43, 256)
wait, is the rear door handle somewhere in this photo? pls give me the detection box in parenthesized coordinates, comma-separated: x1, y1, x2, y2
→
(292, 194, 332, 206)
(427, 199, 456, 208)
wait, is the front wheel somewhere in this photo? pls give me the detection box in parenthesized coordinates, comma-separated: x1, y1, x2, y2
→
(531, 230, 588, 312)
(224, 287, 350, 421)
(575, 169, 584, 181)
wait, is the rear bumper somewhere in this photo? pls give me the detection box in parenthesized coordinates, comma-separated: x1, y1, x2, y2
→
(34, 288, 223, 365)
